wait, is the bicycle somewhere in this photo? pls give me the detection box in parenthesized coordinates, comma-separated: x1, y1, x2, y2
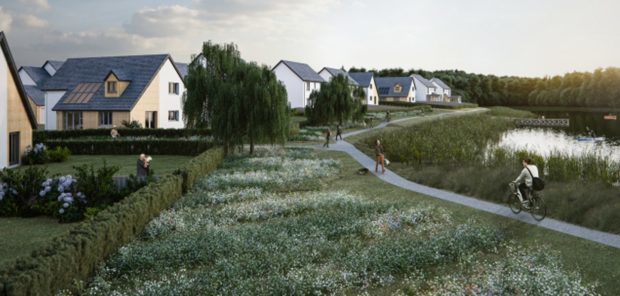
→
(507, 182, 547, 221)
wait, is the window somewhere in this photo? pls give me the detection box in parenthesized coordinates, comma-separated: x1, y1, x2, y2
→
(306, 82, 311, 91)
(9, 132, 20, 166)
(168, 110, 179, 121)
(145, 111, 157, 128)
(393, 84, 402, 93)
(64, 111, 83, 130)
(369, 84, 373, 89)
(168, 82, 180, 95)
(107, 81, 117, 94)
(99, 111, 113, 126)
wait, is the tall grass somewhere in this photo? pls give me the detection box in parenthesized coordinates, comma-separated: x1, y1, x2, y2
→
(487, 106, 537, 118)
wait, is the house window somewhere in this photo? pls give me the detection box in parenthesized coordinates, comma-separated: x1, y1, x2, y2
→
(145, 111, 157, 129)
(107, 81, 117, 94)
(168, 82, 180, 95)
(9, 132, 20, 166)
(168, 110, 179, 121)
(64, 111, 83, 130)
(306, 82, 311, 91)
(99, 111, 113, 126)
(393, 84, 402, 93)
(369, 84, 373, 89)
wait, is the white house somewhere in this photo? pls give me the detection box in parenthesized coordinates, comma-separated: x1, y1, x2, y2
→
(272, 60, 325, 109)
(411, 74, 441, 102)
(375, 77, 416, 103)
(18, 60, 64, 126)
(318, 67, 359, 87)
(0, 32, 38, 168)
(430, 78, 452, 100)
(43, 54, 186, 130)
(349, 72, 379, 105)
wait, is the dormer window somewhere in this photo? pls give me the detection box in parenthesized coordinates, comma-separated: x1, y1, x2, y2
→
(393, 84, 402, 93)
(107, 81, 117, 94)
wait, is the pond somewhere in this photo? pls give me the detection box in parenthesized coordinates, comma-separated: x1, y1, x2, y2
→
(496, 111, 620, 162)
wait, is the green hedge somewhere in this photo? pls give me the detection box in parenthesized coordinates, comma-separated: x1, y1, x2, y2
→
(44, 139, 212, 156)
(380, 101, 478, 109)
(34, 128, 212, 142)
(0, 147, 225, 296)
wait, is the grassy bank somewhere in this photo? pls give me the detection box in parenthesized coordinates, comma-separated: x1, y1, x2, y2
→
(0, 217, 72, 266)
(81, 149, 619, 295)
(351, 110, 620, 234)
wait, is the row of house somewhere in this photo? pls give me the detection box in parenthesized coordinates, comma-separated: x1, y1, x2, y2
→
(272, 60, 460, 109)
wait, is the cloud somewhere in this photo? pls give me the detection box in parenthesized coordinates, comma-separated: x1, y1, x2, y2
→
(0, 7, 13, 32)
(16, 14, 48, 28)
(18, 0, 50, 10)
(124, 5, 208, 38)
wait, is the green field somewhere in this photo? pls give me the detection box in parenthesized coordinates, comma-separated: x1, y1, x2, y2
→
(16, 155, 193, 176)
(0, 217, 72, 266)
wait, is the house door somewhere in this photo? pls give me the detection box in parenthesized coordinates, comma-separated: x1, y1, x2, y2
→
(145, 111, 157, 128)
(9, 132, 20, 166)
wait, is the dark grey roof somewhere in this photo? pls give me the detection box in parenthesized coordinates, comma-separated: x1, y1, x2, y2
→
(176, 62, 188, 78)
(348, 72, 373, 87)
(0, 32, 37, 128)
(375, 77, 414, 98)
(106, 69, 131, 81)
(24, 85, 45, 105)
(320, 67, 359, 86)
(411, 74, 435, 88)
(431, 78, 450, 90)
(276, 60, 325, 82)
(45, 60, 64, 71)
(20, 66, 51, 86)
(47, 54, 171, 111)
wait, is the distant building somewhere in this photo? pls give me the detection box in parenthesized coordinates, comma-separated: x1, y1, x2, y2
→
(431, 78, 451, 99)
(411, 74, 441, 102)
(0, 32, 38, 168)
(349, 72, 379, 105)
(375, 77, 416, 103)
(18, 60, 64, 126)
(272, 60, 325, 109)
(318, 67, 359, 87)
(44, 54, 186, 130)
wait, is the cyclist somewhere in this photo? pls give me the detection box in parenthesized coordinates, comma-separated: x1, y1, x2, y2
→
(512, 158, 539, 207)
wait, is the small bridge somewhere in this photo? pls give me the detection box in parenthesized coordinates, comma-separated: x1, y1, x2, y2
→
(515, 118, 570, 127)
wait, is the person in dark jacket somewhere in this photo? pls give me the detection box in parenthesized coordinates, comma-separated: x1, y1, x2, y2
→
(323, 128, 331, 148)
(137, 154, 149, 178)
(336, 125, 343, 141)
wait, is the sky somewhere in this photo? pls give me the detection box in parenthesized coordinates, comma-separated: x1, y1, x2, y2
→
(0, 0, 619, 77)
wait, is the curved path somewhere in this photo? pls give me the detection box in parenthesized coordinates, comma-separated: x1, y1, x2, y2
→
(321, 109, 620, 249)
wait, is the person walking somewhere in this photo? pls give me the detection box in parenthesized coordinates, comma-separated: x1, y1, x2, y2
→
(323, 128, 332, 148)
(375, 139, 386, 174)
(137, 154, 149, 179)
(336, 125, 343, 141)
(386, 110, 391, 122)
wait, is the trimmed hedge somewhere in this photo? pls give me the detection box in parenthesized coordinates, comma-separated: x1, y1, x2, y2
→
(0, 147, 225, 296)
(34, 128, 212, 142)
(44, 139, 212, 156)
(380, 101, 478, 109)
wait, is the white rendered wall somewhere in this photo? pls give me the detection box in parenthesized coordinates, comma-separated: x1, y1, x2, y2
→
(0, 48, 8, 168)
(413, 79, 428, 102)
(318, 70, 333, 82)
(18, 69, 36, 86)
(303, 81, 321, 106)
(44, 91, 65, 130)
(158, 59, 185, 129)
(273, 64, 305, 108)
(367, 77, 380, 105)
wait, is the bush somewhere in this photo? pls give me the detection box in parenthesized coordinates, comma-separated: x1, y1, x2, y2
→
(121, 120, 142, 129)
(0, 147, 225, 295)
(47, 146, 71, 162)
(21, 143, 48, 165)
(33, 128, 212, 142)
(44, 139, 212, 156)
(379, 101, 478, 109)
(0, 166, 49, 216)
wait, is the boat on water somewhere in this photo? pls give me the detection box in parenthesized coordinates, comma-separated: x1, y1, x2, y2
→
(576, 136, 605, 142)
(604, 113, 617, 120)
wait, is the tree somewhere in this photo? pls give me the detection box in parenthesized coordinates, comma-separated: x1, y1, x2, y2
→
(183, 41, 289, 154)
(306, 74, 365, 125)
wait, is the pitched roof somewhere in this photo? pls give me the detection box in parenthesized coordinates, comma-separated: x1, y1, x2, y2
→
(24, 85, 45, 106)
(411, 74, 435, 88)
(431, 78, 450, 90)
(275, 60, 325, 82)
(320, 67, 359, 86)
(47, 54, 173, 111)
(175, 62, 188, 78)
(20, 66, 51, 86)
(348, 72, 374, 87)
(0, 32, 37, 128)
(45, 60, 64, 71)
(375, 77, 414, 98)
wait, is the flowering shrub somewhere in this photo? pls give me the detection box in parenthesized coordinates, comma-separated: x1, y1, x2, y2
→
(0, 166, 48, 216)
(22, 143, 70, 164)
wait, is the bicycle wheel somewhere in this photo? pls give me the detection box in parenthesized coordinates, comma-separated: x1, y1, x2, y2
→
(508, 193, 522, 214)
(530, 193, 547, 221)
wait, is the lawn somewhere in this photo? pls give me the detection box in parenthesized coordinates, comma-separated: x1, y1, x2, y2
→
(16, 155, 193, 176)
(81, 148, 615, 295)
(0, 217, 72, 266)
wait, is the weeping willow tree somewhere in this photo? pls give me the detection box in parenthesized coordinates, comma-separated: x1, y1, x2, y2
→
(183, 41, 289, 154)
(306, 74, 366, 125)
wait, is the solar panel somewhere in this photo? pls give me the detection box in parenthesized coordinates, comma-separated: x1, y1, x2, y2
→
(63, 83, 101, 104)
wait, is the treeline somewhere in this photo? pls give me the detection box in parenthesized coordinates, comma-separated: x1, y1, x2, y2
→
(349, 66, 620, 108)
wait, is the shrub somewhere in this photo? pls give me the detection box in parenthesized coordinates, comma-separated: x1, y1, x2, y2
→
(0, 166, 49, 216)
(121, 120, 142, 129)
(44, 139, 212, 155)
(73, 162, 121, 208)
(47, 146, 71, 162)
(22, 143, 48, 164)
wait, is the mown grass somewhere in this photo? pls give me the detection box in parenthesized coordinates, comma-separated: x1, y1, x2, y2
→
(0, 217, 72, 266)
(15, 155, 192, 176)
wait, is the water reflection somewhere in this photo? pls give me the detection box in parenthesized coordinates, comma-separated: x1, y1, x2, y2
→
(495, 128, 620, 162)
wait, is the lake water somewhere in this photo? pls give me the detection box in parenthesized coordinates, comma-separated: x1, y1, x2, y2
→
(495, 111, 620, 162)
